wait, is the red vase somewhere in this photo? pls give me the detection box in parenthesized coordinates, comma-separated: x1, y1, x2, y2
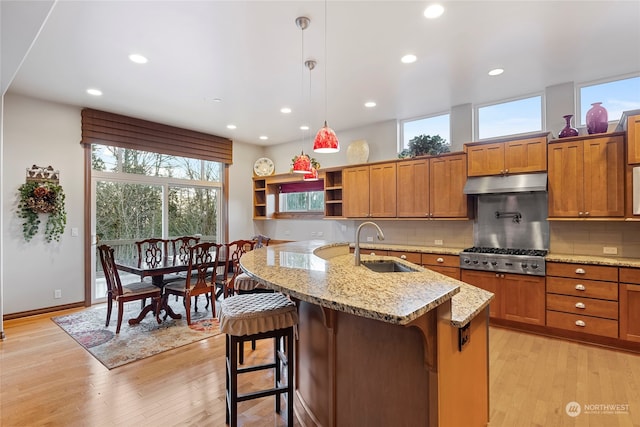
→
(559, 114, 579, 138)
(586, 102, 608, 134)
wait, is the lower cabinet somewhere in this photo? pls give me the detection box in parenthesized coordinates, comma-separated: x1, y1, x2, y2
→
(460, 270, 545, 325)
(546, 262, 619, 339)
(421, 253, 460, 280)
(620, 267, 640, 343)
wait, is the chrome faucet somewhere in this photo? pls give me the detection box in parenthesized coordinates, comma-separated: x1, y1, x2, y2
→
(354, 221, 385, 266)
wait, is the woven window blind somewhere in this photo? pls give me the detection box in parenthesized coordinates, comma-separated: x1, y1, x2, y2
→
(80, 108, 233, 164)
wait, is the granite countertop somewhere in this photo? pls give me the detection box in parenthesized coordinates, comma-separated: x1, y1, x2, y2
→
(239, 240, 493, 328)
(546, 253, 640, 268)
(349, 242, 465, 256)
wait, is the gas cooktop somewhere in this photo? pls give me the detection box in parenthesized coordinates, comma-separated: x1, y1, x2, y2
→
(460, 247, 547, 276)
(462, 247, 548, 257)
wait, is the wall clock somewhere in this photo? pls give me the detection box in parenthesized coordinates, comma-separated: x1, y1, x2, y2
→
(253, 157, 275, 176)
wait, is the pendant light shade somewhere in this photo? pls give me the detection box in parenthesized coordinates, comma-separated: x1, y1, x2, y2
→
(303, 167, 319, 181)
(292, 151, 312, 174)
(313, 120, 339, 153)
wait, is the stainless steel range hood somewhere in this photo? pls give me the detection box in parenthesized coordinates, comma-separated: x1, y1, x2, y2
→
(463, 172, 547, 194)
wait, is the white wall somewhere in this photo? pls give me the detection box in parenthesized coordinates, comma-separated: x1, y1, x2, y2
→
(0, 93, 267, 315)
(2, 93, 84, 313)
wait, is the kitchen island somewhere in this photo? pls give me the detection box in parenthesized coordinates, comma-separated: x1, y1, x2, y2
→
(239, 240, 493, 427)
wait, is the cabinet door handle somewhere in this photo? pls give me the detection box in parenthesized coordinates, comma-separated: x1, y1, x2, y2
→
(575, 302, 586, 309)
(575, 320, 586, 327)
(578, 212, 584, 216)
(585, 212, 590, 216)
(504, 169, 509, 174)
(400, 255, 407, 260)
(575, 284, 586, 291)
(436, 257, 444, 263)
(575, 268, 586, 274)
(370, 252, 376, 256)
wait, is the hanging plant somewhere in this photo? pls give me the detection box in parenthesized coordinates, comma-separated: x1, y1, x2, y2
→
(17, 181, 67, 242)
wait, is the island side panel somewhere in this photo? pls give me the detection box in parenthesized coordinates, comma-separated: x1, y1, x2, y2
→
(436, 305, 490, 427)
(295, 300, 335, 427)
(334, 309, 434, 425)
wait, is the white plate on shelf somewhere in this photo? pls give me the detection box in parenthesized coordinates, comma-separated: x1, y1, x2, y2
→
(253, 157, 274, 176)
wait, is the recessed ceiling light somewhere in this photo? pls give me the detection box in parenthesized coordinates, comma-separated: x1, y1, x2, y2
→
(128, 54, 148, 64)
(424, 4, 445, 19)
(259, 136, 268, 140)
(364, 101, 377, 108)
(226, 124, 237, 130)
(212, 98, 223, 103)
(87, 88, 102, 96)
(488, 68, 504, 76)
(300, 125, 309, 131)
(401, 54, 417, 64)
(281, 107, 292, 114)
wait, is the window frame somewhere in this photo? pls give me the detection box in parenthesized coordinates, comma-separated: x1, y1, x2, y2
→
(474, 92, 545, 141)
(576, 73, 640, 126)
(399, 112, 451, 153)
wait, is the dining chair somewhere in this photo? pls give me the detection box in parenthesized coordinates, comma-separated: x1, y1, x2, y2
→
(222, 240, 256, 298)
(135, 238, 169, 268)
(162, 241, 222, 325)
(165, 235, 201, 283)
(98, 244, 162, 334)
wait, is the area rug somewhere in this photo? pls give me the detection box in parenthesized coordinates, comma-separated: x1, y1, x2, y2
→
(51, 298, 221, 369)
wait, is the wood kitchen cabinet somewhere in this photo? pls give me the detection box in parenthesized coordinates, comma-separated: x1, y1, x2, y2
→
(460, 270, 545, 325)
(625, 113, 640, 164)
(465, 134, 548, 177)
(548, 133, 625, 218)
(421, 253, 460, 280)
(546, 262, 619, 339)
(396, 153, 469, 218)
(253, 177, 267, 219)
(620, 267, 640, 342)
(343, 162, 397, 218)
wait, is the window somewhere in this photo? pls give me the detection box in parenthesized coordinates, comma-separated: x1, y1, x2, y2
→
(477, 95, 543, 140)
(277, 181, 324, 214)
(400, 113, 450, 151)
(92, 145, 224, 301)
(578, 75, 640, 125)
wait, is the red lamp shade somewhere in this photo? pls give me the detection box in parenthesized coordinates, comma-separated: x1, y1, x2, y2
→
(303, 167, 319, 181)
(313, 121, 340, 153)
(292, 152, 312, 174)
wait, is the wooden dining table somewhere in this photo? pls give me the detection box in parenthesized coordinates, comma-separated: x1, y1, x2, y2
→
(115, 256, 193, 324)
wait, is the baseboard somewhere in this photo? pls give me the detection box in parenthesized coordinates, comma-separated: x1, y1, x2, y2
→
(3, 301, 87, 321)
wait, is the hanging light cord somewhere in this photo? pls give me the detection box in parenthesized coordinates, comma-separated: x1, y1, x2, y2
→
(323, 0, 328, 123)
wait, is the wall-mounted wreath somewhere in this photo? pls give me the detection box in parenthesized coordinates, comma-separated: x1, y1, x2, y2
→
(17, 166, 67, 242)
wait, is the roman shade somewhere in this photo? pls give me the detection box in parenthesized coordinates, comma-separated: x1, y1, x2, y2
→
(80, 108, 233, 164)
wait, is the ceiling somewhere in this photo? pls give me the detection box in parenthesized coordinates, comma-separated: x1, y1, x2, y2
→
(4, 1, 640, 147)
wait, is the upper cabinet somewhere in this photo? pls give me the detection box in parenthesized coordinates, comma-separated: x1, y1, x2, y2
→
(548, 133, 625, 219)
(624, 113, 640, 164)
(465, 134, 548, 177)
(396, 153, 470, 218)
(343, 162, 397, 218)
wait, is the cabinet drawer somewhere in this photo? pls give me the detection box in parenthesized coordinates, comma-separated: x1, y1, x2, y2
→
(350, 248, 388, 256)
(546, 277, 618, 301)
(421, 253, 459, 267)
(427, 266, 460, 280)
(546, 294, 618, 320)
(546, 262, 618, 282)
(546, 311, 618, 338)
(619, 267, 640, 284)
(388, 251, 421, 264)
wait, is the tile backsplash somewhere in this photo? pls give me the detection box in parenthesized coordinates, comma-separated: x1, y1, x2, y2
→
(550, 222, 640, 258)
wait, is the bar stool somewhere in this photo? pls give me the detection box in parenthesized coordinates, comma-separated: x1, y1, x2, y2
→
(219, 292, 298, 427)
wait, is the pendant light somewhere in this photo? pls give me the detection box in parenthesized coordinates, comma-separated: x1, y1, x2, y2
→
(292, 151, 312, 174)
(313, 0, 339, 153)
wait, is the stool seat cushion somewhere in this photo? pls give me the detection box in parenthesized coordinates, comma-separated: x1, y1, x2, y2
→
(234, 273, 267, 292)
(220, 293, 298, 336)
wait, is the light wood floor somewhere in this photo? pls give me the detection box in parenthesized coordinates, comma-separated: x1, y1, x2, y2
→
(1, 306, 639, 427)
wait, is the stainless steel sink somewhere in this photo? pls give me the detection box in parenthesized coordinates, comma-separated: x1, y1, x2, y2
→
(361, 260, 419, 273)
